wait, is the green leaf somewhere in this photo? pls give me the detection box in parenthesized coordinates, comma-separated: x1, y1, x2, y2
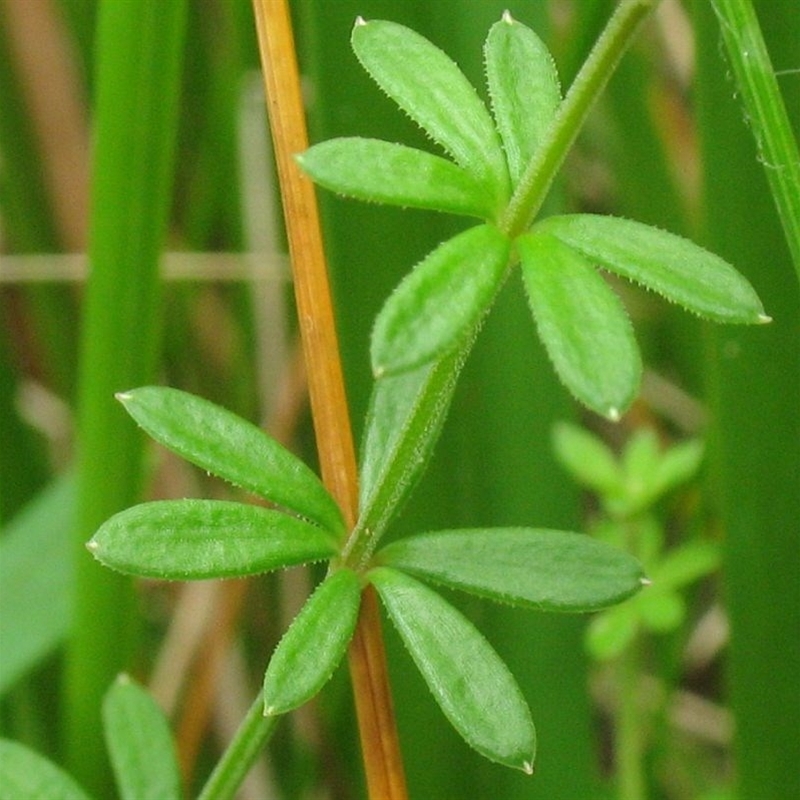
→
(377, 528, 645, 612)
(369, 567, 536, 773)
(552, 421, 622, 497)
(88, 499, 337, 580)
(484, 12, 561, 184)
(537, 214, 769, 323)
(356, 339, 470, 562)
(0, 739, 91, 800)
(103, 675, 180, 800)
(297, 138, 493, 219)
(0, 474, 74, 695)
(519, 231, 642, 420)
(116, 387, 345, 535)
(371, 224, 510, 376)
(651, 540, 720, 590)
(351, 18, 509, 211)
(651, 439, 704, 498)
(263, 569, 361, 715)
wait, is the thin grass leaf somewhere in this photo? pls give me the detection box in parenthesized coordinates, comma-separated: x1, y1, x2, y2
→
(537, 214, 769, 323)
(263, 569, 361, 715)
(371, 224, 510, 376)
(117, 387, 344, 535)
(711, 0, 800, 284)
(485, 12, 561, 184)
(519, 231, 641, 420)
(377, 528, 644, 612)
(369, 567, 536, 773)
(0, 739, 91, 800)
(88, 499, 337, 580)
(102, 675, 180, 800)
(351, 18, 509, 211)
(297, 138, 494, 218)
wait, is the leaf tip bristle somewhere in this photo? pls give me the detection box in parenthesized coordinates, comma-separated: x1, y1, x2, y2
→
(607, 406, 621, 423)
(757, 313, 772, 324)
(354, 15, 367, 27)
(501, 9, 514, 24)
(373, 364, 386, 379)
(86, 539, 99, 552)
(640, 576, 652, 586)
(264, 704, 276, 717)
(115, 391, 133, 402)
(522, 759, 535, 775)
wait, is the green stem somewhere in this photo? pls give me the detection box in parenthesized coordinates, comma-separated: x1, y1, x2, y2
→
(709, 0, 800, 287)
(615, 632, 647, 800)
(196, 692, 279, 800)
(500, 0, 658, 237)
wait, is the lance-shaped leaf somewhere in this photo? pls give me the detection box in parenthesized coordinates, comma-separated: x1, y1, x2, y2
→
(519, 232, 641, 420)
(371, 224, 510, 377)
(377, 528, 645, 612)
(88, 499, 337, 580)
(351, 18, 509, 210)
(0, 740, 92, 800)
(103, 675, 180, 800)
(297, 138, 494, 219)
(369, 567, 536, 773)
(117, 387, 344, 535)
(537, 214, 769, 323)
(485, 12, 561, 184)
(263, 569, 361, 715)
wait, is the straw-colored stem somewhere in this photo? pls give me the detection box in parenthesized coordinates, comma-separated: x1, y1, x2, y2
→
(250, 1, 408, 797)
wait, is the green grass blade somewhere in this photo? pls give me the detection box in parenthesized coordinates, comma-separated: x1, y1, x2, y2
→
(694, 3, 800, 797)
(102, 676, 180, 800)
(63, 1, 188, 792)
(711, 0, 800, 285)
(0, 474, 74, 695)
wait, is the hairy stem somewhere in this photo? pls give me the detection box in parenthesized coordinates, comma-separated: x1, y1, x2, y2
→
(500, 0, 658, 237)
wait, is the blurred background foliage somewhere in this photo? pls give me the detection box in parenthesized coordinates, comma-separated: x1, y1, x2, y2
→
(1, 1, 797, 798)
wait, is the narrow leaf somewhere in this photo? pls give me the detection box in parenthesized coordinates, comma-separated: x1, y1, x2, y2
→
(371, 224, 510, 376)
(519, 231, 641, 420)
(356, 338, 470, 560)
(485, 12, 561, 184)
(117, 387, 344, 535)
(377, 528, 645, 612)
(538, 214, 769, 323)
(297, 138, 494, 219)
(369, 567, 536, 773)
(0, 739, 91, 800)
(263, 569, 361, 715)
(103, 675, 180, 800)
(88, 499, 337, 580)
(351, 18, 509, 210)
